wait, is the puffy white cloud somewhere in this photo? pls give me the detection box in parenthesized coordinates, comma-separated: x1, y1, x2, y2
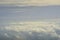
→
(0, 21, 60, 40)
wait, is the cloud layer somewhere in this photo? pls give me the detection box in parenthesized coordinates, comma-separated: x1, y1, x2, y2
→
(0, 0, 60, 6)
(0, 21, 60, 40)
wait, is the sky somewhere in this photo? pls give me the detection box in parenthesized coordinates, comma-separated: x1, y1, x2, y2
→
(0, 0, 60, 22)
(0, 6, 60, 23)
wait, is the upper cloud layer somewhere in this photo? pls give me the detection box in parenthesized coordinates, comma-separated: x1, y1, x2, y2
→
(0, 0, 60, 6)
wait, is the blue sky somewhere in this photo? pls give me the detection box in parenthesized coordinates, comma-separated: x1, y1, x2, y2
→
(0, 5, 60, 23)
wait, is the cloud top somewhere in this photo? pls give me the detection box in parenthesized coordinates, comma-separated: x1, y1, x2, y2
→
(0, 21, 60, 40)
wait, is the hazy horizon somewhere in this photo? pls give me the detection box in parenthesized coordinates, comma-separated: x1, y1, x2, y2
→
(0, 5, 60, 22)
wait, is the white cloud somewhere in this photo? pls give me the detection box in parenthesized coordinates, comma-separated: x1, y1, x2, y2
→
(0, 21, 60, 40)
(4, 21, 60, 33)
(0, 0, 60, 6)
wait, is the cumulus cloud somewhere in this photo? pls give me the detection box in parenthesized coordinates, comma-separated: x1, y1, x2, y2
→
(0, 0, 60, 6)
(0, 21, 60, 40)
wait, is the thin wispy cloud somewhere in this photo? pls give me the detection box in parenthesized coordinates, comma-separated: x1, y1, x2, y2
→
(0, 0, 60, 6)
